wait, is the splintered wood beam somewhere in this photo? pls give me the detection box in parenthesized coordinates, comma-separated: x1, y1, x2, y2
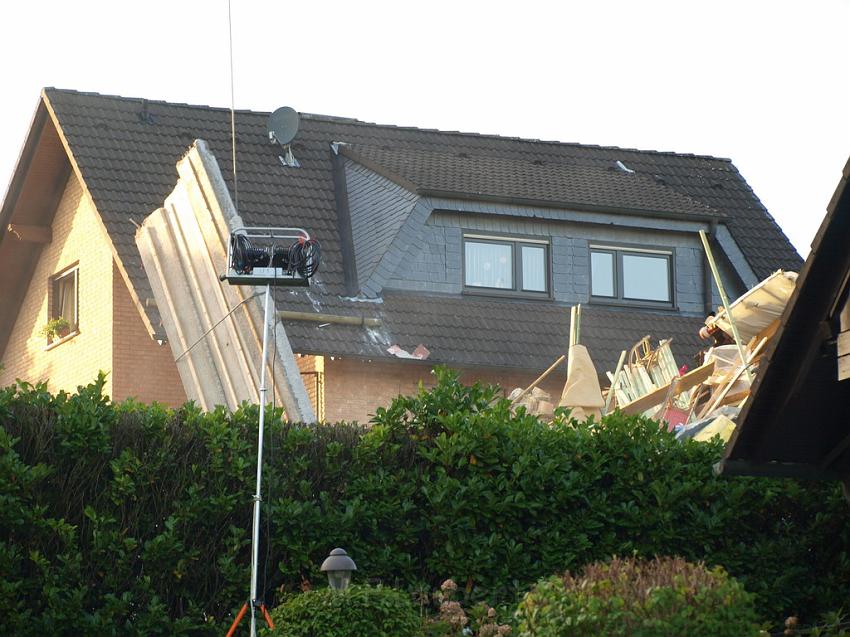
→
(619, 360, 715, 416)
(7, 224, 52, 243)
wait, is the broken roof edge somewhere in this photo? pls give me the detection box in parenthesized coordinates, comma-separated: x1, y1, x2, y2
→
(41, 87, 738, 163)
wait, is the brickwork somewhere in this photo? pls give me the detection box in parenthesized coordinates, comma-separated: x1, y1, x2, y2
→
(111, 260, 186, 406)
(0, 175, 114, 395)
(323, 357, 564, 424)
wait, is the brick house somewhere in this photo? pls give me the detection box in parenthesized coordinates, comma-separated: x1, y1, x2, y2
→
(0, 89, 802, 422)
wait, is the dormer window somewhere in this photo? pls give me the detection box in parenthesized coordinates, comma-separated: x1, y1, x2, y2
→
(590, 244, 673, 307)
(463, 234, 549, 296)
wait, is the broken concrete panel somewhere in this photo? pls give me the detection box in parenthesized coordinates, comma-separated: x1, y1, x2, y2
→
(136, 140, 316, 421)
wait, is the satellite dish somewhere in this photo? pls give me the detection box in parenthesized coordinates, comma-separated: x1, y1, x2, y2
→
(267, 106, 300, 145)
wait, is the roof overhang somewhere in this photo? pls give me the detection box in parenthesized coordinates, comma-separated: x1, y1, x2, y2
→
(0, 97, 72, 358)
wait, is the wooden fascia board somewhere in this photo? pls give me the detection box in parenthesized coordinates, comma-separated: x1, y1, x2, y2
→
(41, 90, 160, 340)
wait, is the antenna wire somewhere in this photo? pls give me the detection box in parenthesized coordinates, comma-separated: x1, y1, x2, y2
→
(228, 0, 239, 210)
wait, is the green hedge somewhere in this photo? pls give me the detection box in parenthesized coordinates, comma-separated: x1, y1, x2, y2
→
(2, 369, 850, 635)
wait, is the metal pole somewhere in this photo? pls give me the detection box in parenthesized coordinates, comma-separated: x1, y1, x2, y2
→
(249, 284, 272, 637)
(698, 230, 754, 384)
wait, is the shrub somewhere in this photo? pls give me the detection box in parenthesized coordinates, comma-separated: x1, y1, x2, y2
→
(266, 585, 420, 637)
(514, 555, 760, 636)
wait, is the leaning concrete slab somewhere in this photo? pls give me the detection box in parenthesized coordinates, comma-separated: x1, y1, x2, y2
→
(136, 140, 316, 421)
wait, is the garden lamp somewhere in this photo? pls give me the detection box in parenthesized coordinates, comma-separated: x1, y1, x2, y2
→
(320, 548, 357, 590)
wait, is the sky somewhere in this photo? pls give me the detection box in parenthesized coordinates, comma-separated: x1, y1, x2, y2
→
(1, 0, 848, 258)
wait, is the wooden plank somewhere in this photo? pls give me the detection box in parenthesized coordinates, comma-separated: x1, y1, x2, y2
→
(511, 354, 567, 405)
(838, 331, 850, 358)
(839, 353, 850, 382)
(620, 361, 715, 416)
(751, 318, 781, 348)
(840, 293, 850, 332)
(7, 223, 51, 243)
(698, 337, 768, 420)
(715, 390, 751, 409)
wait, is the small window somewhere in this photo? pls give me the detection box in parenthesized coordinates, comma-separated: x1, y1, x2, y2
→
(51, 266, 78, 331)
(590, 245, 673, 306)
(464, 235, 549, 295)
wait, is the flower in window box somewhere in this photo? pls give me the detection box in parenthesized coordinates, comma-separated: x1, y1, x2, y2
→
(40, 316, 72, 342)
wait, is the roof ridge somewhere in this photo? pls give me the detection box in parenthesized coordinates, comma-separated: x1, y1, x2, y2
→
(42, 87, 733, 163)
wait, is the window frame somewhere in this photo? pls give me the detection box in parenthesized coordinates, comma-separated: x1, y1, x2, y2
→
(46, 263, 80, 346)
(462, 232, 552, 299)
(589, 243, 676, 309)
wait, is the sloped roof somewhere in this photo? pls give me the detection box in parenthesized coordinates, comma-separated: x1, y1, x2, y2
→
(342, 144, 723, 220)
(32, 87, 801, 372)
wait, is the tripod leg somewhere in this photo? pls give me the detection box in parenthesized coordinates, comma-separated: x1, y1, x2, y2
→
(225, 603, 249, 637)
(261, 604, 275, 629)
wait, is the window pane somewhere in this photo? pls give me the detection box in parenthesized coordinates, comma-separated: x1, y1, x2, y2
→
(55, 271, 77, 327)
(622, 254, 670, 301)
(591, 251, 615, 297)
(521, 245, 546, 292)
(465, 241, 513, 289)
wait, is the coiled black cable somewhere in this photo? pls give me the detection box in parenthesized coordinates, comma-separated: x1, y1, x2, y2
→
(230, 234, 320, 278)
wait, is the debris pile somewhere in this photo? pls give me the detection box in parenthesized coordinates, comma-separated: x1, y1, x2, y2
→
(508, 269, 798, 445)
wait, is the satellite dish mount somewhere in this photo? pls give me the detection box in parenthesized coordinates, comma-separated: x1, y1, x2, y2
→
(268, 106, 301, 168)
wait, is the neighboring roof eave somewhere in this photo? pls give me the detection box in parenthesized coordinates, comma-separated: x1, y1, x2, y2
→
(719, 155, 850, 480)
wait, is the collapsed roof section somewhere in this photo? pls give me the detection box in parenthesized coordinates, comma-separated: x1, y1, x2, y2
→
(136, 140, 315, 421)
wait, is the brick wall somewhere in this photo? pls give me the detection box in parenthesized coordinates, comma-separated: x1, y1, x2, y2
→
(323, 357, 564, 424)
(0, 175, 114, 394)
(111, 260, 186, 406)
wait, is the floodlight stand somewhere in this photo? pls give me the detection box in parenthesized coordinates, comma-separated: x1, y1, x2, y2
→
(251, 283, 271, 637)
(224, 284, 275, 637)
(220, 226, 317, 636)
